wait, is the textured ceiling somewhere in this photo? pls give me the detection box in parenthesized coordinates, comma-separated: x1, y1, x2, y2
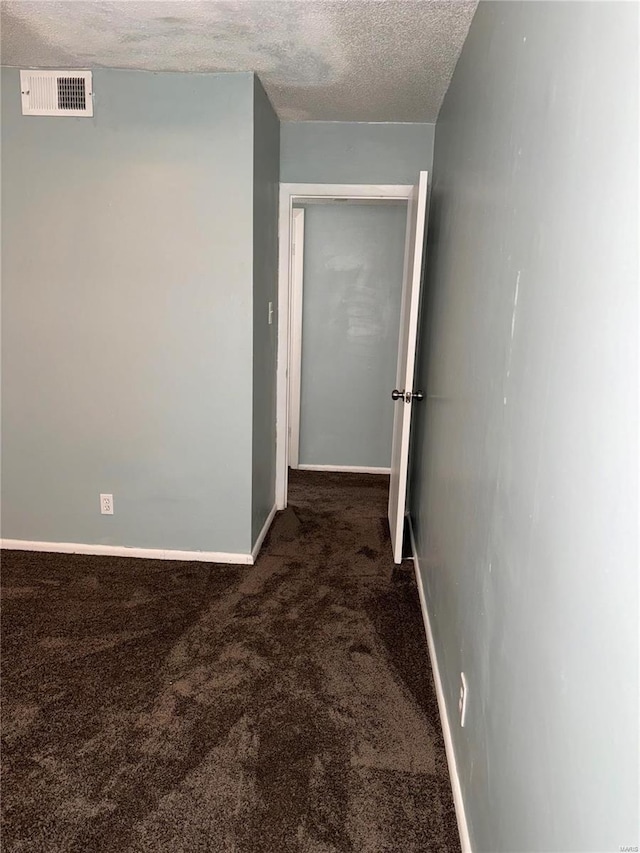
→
(0, 1, 477, 121)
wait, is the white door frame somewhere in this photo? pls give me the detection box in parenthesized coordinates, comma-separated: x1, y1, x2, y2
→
(288, 207, 305, 469)
(276, 182, 414, 509)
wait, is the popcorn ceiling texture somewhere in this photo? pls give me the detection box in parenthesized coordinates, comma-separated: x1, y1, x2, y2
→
(0, 1, 477, 121)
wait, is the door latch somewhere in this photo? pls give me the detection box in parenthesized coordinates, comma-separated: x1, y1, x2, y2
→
(392, 389, 425, 403)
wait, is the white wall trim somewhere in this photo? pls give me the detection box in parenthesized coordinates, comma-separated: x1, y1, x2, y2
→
(288, 207, 305, 469)
(408, 518, 473, 853)
(251, 503, 278, 561)
(297, 464, 390, 474)
(0, 539, 254, 565)
(277, 182, 413, 511)
(281, 183, 414, 201)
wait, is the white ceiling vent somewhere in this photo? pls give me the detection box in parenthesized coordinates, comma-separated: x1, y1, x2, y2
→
(20, 70, 93, 117)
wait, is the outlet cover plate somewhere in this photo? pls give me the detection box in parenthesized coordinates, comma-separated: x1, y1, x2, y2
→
(100, 494, 114, 515)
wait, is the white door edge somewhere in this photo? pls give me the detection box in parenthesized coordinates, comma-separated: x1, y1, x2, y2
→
(388, 171, 429, 563)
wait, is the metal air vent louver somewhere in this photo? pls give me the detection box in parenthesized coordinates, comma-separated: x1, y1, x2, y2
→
(20, 70, 93, 117)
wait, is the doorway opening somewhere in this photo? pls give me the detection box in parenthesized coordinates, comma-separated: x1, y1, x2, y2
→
(276, 178, 428, 563)
(288, 197, 408, 474)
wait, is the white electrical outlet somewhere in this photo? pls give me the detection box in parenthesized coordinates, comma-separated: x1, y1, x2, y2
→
(268, 301, 274, 325)
(459, 672, 468, 727)
(100, 494, 114, 515)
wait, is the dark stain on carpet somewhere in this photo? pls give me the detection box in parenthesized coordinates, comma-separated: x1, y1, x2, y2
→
(1, 470, 460, 852)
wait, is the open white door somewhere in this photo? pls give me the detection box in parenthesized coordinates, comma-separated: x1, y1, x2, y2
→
(388, 171, 429, 563)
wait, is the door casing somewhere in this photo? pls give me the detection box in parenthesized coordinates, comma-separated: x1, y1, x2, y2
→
(276, 182, 416, 511)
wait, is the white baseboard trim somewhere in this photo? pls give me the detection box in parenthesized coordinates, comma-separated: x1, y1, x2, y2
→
(408, 518, 473, 853)
(0, 538, 254, 565)
(296, 464, 391, 475)
(251, 503, 278, 561)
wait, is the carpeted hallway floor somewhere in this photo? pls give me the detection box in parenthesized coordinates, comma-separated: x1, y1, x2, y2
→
(1, 470, 459, 853)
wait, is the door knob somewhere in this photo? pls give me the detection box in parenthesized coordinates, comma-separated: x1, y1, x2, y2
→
(392, 389, 425, 403)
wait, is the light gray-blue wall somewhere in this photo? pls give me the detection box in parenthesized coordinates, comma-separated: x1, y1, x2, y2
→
(410, 3, 638, 851)
(297, 202, 407, 469)
(281, 121, 434, 185)
(251, 77, 280, 543)
(1, 68, 259, 554)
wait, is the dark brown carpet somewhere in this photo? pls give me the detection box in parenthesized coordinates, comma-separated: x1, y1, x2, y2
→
(1, 470, 459, 852)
